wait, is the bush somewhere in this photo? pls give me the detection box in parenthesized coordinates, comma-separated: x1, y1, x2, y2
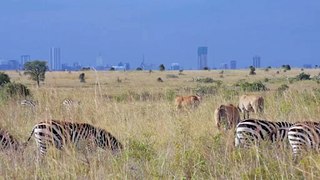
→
(1, 82, 30, 99)
(235, 81, 268, 92)
(196, 77, 214, 83)
(0, 72, 10, 86)
(277, 84, 289, 95)
(296, 72, 311, 81)
(166, 74, 179, 78)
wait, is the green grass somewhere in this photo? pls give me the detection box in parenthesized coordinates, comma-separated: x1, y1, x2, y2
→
(0, 69, 320, 179)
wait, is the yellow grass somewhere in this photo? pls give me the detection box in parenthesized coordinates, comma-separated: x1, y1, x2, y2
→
(0, 68, 320, 179)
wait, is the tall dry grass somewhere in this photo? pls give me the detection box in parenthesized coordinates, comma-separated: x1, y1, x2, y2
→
(0, 69, 319, 179)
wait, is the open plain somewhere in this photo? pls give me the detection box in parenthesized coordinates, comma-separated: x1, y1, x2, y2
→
(0, 68, 320, 179)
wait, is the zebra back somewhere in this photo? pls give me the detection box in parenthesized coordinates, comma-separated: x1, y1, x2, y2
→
(288, 121, 320, 158)
(235, 119, 292, 147)
(27, 120, 123, 157)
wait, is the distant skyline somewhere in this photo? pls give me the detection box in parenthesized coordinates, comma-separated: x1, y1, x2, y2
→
(0, 0, 320, 69)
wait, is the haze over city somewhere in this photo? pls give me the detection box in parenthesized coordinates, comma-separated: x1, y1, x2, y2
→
(0, 0, 319, 70)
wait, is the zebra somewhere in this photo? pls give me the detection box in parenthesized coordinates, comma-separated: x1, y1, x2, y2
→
(235, 119, 293, 147)
(0, 128, 24, 152)
(20, 99, 37, 109)
(25, 120, 123, 158)
(62, 98, 80, 108)
(288, 121, 320, 160)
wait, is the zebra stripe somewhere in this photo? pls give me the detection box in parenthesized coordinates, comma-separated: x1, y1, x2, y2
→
(235, 119, 293, 147)
(21, 99, 37, 108)
(62, 98, 80, 106)
(288, 121, 320, 158)
(25, 120, 123, 157)
(0, 128, 22, 151)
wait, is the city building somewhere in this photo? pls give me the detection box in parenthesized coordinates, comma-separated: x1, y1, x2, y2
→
(230, 60, 237, 69)
(50, 47, 61, 71)
(20, 55, 31, 69)
(220, 63, 228, 69)
(198, 47, 208, 70)
(171, 63, 180, 70)
(252, 55, 261, 68)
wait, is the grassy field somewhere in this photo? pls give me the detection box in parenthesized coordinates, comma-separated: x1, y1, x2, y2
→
(0, 68, 320, 179)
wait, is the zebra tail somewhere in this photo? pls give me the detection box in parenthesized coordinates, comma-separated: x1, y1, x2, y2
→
(25, 127, 36, 145)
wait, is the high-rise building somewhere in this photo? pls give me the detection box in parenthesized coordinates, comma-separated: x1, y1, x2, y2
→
(171, 63, 180, 70)
(197, 47, 208, 70)
(50, 47, 61, 71)
(20, 55, 31, 68)
(230, 60, 237, 69)
(253, 55, 261, 68)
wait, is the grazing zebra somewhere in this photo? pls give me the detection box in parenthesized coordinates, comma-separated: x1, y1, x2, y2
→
(288, 121, 320, 159)
(235, 119, 293, 147)
(0, 128, 23, 151)
(21, 99, 37, 108)
(25, 120, 123, 157)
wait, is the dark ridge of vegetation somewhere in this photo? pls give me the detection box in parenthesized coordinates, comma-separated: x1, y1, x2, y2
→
(0, 72, 10, 86)
(235, 80, 268, 92)
(136, 67, 143, 71)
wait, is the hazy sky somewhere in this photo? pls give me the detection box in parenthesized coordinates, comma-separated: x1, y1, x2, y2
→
(0, 0, 319, 69)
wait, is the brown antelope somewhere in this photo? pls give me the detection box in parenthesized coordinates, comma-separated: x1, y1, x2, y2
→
(175, 94, 202, 110)
(238, 95, 264, 119)
(214, 104, 241, 130)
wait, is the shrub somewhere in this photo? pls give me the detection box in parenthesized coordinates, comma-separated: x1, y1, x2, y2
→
(296, 72, 311, 80)
(136, 67, 143, 71)
(235, 81, 268, 92)
(277, 84, 289, 94)
(79, 73, 85, 83)
(0, 72, 10, 86)
(166, 74, 179, 78)
(1, 82, 30, 99)
(157, 77, 163, 82)
(281, 64, 291, 71)
(249, 66, 256, 75)
(196, 77, 214, 83)
(194, 85, 218, 95)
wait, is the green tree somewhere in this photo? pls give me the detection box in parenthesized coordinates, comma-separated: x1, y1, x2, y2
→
(0, 72, 10, 86)
(159, 64, 165, 71)
(24, 61, 48, 87)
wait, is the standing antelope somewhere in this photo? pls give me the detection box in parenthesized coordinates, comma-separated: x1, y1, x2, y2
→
(175, 94, 202, 110)
(238, 95, 264, 119)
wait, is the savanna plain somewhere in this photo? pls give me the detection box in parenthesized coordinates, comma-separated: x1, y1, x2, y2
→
(0, 68, 320, 179)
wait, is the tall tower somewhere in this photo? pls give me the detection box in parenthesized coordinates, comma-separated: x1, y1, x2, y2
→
(20, 55, 31, 69)
(197, 47, 208, 70)
(50, 47, 61, 71)
(230, 60, 237, 69)
(252, 55, 261, 68)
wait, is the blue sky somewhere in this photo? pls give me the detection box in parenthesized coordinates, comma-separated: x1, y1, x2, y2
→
(0, 0, 319, 69)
